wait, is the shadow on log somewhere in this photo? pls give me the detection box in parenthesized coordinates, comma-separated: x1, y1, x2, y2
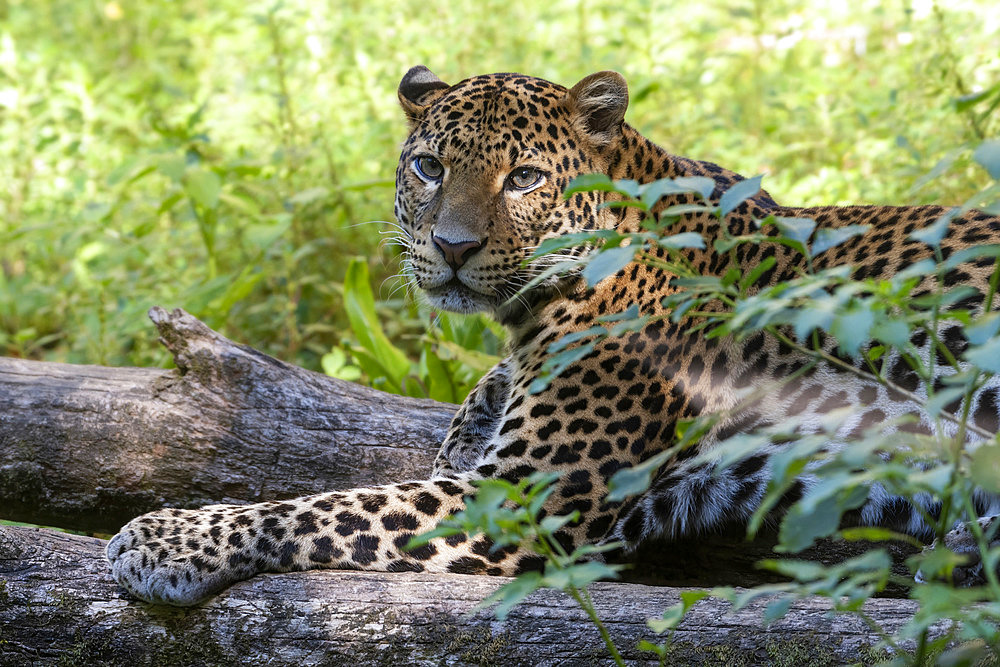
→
(0, 308, 933, 664)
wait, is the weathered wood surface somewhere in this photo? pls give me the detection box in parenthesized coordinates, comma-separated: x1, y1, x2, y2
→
(0, 525, 937, 666)
(0, 307, 448, 534)
(0, 307, 915, 588)
(0, 307, 932, 664)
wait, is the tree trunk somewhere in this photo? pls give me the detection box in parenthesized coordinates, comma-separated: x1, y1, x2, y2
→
(0, 307, 448, 534)
(0, 308, 930, 664)
(0, 525, 940, 666)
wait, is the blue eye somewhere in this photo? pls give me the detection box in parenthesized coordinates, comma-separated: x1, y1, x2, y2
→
(414, 156, 444, 181)
(508, 166, 543, 190)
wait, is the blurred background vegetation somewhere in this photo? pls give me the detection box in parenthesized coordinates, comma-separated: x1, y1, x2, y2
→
(1, 0, 997, 401)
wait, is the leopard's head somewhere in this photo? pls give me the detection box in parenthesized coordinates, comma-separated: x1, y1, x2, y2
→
(393, 67, 629, 322)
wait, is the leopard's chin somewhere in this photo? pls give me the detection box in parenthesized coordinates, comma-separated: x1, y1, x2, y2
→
(423, 279, 495, 314)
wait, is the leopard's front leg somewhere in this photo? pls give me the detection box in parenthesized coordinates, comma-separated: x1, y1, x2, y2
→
(433, 359, 512, 475)
(106, 475, 525, 605)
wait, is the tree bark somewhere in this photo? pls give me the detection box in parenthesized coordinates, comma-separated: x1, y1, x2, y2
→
(0, 525, 940, 666)
(0, 307, 449, 534)
(0, 307, 931, 664)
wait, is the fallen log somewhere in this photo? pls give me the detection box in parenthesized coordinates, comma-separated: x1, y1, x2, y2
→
(0, 307, 449, 534)
(0, 307, 932, 663)
(0, 525, 941, 665)
(0, 307, 914, 587)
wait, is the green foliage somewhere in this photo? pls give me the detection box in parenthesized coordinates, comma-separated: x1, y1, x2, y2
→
(330, 258, 502, 401)
(2, 1, 999, 395)
(5, 2, 1000, 658)
(525, 138, 1000, 661)
(407, 473, 627, 664)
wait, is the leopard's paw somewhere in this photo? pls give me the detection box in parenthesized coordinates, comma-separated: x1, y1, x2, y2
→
(107, 508, 256, 606)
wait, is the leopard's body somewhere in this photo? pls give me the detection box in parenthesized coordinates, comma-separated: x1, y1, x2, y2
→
(108, 68, 1000, 605)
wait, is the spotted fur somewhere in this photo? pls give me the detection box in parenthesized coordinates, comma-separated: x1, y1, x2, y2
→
(108, 67, 1000, 605)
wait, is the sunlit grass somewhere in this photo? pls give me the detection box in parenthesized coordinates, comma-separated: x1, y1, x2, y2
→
(1, 0, 997, 389)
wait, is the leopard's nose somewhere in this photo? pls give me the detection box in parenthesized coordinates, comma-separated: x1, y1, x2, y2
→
(432, 234, 484, 270)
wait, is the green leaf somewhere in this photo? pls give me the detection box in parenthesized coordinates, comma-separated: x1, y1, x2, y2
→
(713, 236, 741, 253)
(659, 203, 716, 217)
(871, 319, 910, 347)
(673, 176, 717, 200)
(973, 139, 1000, 180)
(965, 336, 1000, 374)
(637, 640, 668, 657)
(512, 260, 581, 300)
(777, 485, 867, 552)
(598, 199, 648, 211)
(581, 245, 636, 287)
(956, 86, 998, 112)
(910, 464, 954, 495)
(941, 244, 1000, 271)
(543, 560, 622, 590)
(909, 208, 959, 247)
(763, 596, 794, 623)
(911, 550, 968, 584)
(244, 216, 292, 250)
(183, 166, 221, 209)
(564, 174, 639, 199)
(937, 643, 993, 667)
(970, 443, 1000, 494)
(614, 179, 641, 199)
(839, 527, 923, 548)
(648, 589, 715, 633)
(640, 176, 715, 208)
(811, 225, 869, 256)
(893, 258, 937, 282)
(770, 216, 816, 248)
(925, 387, 966, 419)
(321, 347, 362, 382)
(966, 312, 1000, 345)
(423, 342, 456, 403)
(830, 306, 874, 356)
(343, 259, 411, 385)
(792, 301, 835, 341)
(719, 175, 763, 218)
(538, 513, 578, 535)
(639, 178, 694, 208)
(531, 230, 616, 259)
(721, 266, 741, 288)
(107, 156, 153, 186)
(598, 304, 640, 323)
(209, 269, 263, 314)
(563, 173, 615, 196)
(477, 572, 544, 620)
(740, 256, 777, 290)
(156, 154, 187, 181)
(288, 186, 330, 206)
(911, 148, 963, 192)
(657, 232, 705, 249)
(606, 450, 671, 502)
(530, 341, 598, 394)
(433, 340, 502, 372)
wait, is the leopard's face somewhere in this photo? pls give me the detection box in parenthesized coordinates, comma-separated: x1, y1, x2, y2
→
(393, 69, 628, 318)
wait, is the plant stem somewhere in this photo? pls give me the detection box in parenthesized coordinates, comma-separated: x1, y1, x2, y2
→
(767, 327, 995, 440)
(566, 584, 627, 667)
(524, 512, 625, 667)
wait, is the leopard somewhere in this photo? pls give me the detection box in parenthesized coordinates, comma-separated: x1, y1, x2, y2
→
(108, 66, 1000, 605)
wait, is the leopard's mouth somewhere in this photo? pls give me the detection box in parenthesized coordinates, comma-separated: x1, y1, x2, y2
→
(423, 278, 496, 314)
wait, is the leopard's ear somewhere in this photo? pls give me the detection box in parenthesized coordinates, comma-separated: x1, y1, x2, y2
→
(398, 66, 450, 125)
(568, 71, 629, 146)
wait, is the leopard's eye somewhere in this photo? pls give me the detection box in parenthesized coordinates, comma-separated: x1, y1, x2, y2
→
(508, 166, 543, 191)
(414, 156, 444, 181)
